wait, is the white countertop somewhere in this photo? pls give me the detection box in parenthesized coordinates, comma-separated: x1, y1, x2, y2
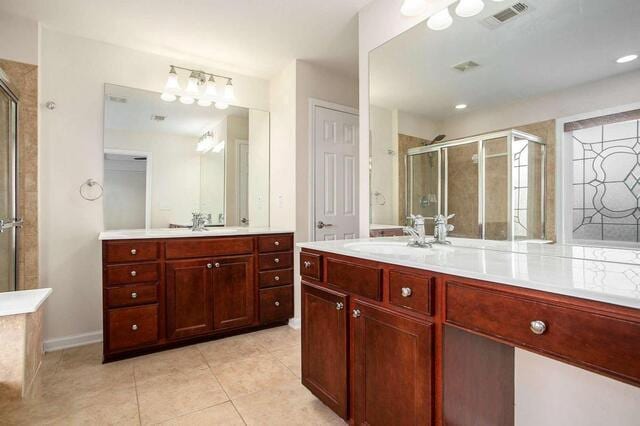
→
(370, 224, 404, 231)
(99, 227, 294, 240)
(297, 237, 640, 310)
(0, 288, 52, 317)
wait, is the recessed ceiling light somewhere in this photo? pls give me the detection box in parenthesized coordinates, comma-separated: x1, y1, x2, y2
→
(455, 104, 468, 110)
(616, 54, 638, 64)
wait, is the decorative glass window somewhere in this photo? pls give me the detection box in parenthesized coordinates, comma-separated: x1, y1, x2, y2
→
(570, 117, 640, 243)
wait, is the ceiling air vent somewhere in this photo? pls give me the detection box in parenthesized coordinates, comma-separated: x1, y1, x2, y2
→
(481, 2, 531, 29)
(452, 60, 480, 72)
(108, 96, 127, 103)
(151, 115, 166, 121)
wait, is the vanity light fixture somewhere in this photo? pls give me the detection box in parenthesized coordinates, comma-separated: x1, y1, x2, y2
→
(212, 140, 225, 153)
(616, 54, 638, 64)
(427, 7, 453, 31)
(197, 131, 216, 153)
(455, 104, 468, 109)
(161, 65, 235, 109)
(400, 0, 428, 17)
(456, 0, 485, 18)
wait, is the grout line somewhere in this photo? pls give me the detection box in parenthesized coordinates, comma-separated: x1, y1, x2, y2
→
(132, 363, 143, 425)
(230, 400, 249, 426)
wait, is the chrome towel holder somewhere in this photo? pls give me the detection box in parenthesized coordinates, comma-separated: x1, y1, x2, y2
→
(80, 178, 103, 201)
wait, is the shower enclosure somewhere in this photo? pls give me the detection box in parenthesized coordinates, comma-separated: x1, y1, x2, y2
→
(0, 71, 19, 292)
(406, 129, 545, 241)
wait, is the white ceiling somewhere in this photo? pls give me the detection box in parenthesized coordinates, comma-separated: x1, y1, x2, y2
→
(370, 0, 640, 121)
(0, 0, 371, 78)
(104, 84, 248, 137)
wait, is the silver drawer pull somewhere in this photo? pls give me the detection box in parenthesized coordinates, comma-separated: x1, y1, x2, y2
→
(274, 301, 280, 307)
(207, 263, 213, 269)
(130, 249, 137, 255)
(130, 270, 137, 277)
(530, 320, 547, 335)
(274, 258, 280, 264)
(303, 261, 312, 269)
(274, 241, 280, 246)
(215, 262, 220, 268)
(352, 309, 361, 318)
(336, 302, 344, 310)
(401, 287, 412, 298)
(274, 276, 280, 281)
(131, 292, 138, 299)
(131, 324, 138, 331)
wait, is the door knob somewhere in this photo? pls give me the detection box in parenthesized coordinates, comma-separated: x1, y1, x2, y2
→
(274, 276, 280, 281)
(317, 221, 334, 229)
(352, 309, 361, 318)
(274, 258, 280, 264)
(207, 263, 213, 269)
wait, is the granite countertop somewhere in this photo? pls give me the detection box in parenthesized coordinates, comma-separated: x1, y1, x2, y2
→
(297, 236, 640, 310)
(99, 227, 294, 240)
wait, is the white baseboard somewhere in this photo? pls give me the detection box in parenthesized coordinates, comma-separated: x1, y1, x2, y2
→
(288, 317, 301, 329)
(44, 331, 103, 352)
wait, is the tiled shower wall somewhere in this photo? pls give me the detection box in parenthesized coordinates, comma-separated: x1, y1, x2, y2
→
(0, 59, 38, 290)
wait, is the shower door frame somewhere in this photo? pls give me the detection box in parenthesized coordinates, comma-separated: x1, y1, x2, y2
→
(0, 74, 19, 292)
(406, 129, 545, 241)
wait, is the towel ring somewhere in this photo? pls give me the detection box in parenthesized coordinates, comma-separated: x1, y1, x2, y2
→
(80, 179, 103, 201)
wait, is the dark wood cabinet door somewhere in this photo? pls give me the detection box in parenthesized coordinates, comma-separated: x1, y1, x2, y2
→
(166, 259, 214, 339)
(301, 282, 349, 419)
(212, 255, 255, 330)
(352, 299, 433, 426)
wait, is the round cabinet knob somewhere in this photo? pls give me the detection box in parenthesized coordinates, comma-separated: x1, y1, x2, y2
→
(303, 261, 312, 269)
(131, 324, 138, 331)
(274, 258, 280, 264)
(530, 320, 547, 335)
(401, 287, 413, 298)
(130, 270, 137, 277)
(336, 302, 344, 311)
(274, 241, 280, 246)
(207, 263, 213, 269)
(130, 249, 137, 255)
(215, 262, 220, 268)
(274, 276, 280, 281)
(131, 292, 138, 299)
(274, 301, 280, 307)
(352, 309, 361, 318)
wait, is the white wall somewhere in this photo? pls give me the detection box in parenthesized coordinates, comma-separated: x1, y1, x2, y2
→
(369, 105, 396, 224)
(397, 110, 439, 141)
(0, 14, 38, 65)
(359, 0, 640, 423)
(40, 28, 270, 347)
(103, 159, 146, 230)
(248, 109, 270, 227)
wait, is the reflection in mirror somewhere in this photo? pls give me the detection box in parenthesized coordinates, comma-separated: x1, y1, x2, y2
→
(103, 84, 269, 230)
(369, 0, 640, 243)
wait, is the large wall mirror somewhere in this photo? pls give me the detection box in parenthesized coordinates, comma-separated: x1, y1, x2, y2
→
(103, 84, 269, 230)
(369, 0, 640, 244)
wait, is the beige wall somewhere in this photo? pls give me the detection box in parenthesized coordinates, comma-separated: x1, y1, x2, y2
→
(225, 115, 249, 225)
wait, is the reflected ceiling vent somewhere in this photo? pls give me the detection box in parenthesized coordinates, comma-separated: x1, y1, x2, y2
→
(108, 96, 127, 103)
(150, 114, 166, 121)
(481, 2, 531, 29)
(452, 61, 480, 72)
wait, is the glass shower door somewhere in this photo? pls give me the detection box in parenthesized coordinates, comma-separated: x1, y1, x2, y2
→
(407, 151, 440, 232)
(0, 80, 18, 292)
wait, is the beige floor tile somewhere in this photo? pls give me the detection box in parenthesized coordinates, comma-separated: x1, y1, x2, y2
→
(160, 401, 245, 426)
(247, 326, 301, 352)
(134, 346, 209, 382)
(233, 379, 345, 426)
(197, 334, 269, 368)
(136, 367, 229, 425)
(270, 345, 302, 377)
(211, 353, 297, 399)
(59, 342, 103, 368)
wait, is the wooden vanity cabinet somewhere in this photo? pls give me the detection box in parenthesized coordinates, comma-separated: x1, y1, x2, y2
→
(102, 233, 293, 361)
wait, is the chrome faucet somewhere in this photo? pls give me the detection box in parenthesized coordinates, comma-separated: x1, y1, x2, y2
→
(191, 212, 207, 231)
(429, 214, 455, 244)
(403, 215, 432, 248)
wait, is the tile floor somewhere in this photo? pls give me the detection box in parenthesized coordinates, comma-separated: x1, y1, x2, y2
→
(0, 326, 344, 425)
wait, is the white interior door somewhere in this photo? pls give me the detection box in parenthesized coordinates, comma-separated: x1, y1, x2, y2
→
(314, 105, 359, 241)
(237, 140, 249, 226)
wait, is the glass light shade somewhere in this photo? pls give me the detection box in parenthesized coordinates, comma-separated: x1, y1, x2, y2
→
(427, 7, 453, 31)
(160, 92, 176, 102)
(165, 66, 181, 93)
(212, 140, 225, 153)
(617, 54, 638, 64)
(455, 0, 484, 17)
(185, 72, 200, 96)
(204, 77, 217, 97)
(197, 99, 212, 107)
(224, 80, 235, 101)
(179, 95, 194, 105)
(400, 0, 427, 17)
(215, 101, 229, 110)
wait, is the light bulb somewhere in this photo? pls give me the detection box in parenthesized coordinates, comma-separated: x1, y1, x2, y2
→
(455, 0, 484, 18)
(224, 80, 235, 102)
(160, 92, 176, 102)
(617, 54, 638, 64)
(400, 0, 427, 17)
(455, 104, 468, 110)
(427, 7, 453, 31)
(212, 141, 225, 153)
(165, 66, 180, 93)
(179, 95, 194, 105)
(197, 99, 212, 107)
(185, 72, 200, 96)
(215, 101, 229, 110)
(204, 76, 217, 97)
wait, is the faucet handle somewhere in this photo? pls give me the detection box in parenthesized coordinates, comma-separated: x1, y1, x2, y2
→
(447, 213, 455, 220)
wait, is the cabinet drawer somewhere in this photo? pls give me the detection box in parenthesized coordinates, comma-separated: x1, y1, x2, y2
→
(445, 281, 640, 385)
(104, 241, 160, 264)
(260, 285, 294, 324)
(300, 252, 322, 281)
(165, 237, 253, 259)
(258, 252, 293, 271)
(107, 305, 158, 352)
(389, 270, 434, 316)
(259, 269, 293, 288)
(326, 258, 382, 301)
(105, 283, 158, 308)
(105, 263, 159, 285)
(258, 235, 293, 253)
